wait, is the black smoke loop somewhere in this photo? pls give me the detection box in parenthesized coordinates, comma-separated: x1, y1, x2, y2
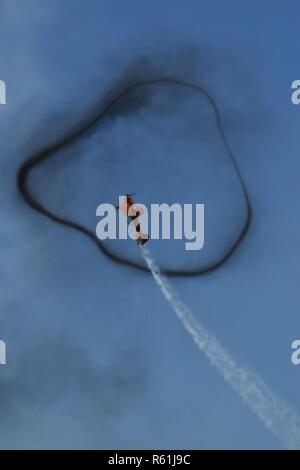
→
(17, 78, 252, 277)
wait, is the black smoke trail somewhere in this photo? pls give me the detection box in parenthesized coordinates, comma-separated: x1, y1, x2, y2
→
(17, 77, 252, 277)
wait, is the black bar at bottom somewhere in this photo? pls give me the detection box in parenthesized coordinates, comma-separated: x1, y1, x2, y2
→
(0, 450, 299, 465)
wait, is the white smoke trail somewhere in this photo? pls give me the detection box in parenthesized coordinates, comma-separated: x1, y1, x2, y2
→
(140, 246, 300, 449)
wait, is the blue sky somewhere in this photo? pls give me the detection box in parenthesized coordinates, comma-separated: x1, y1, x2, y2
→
(0, 0, 300, 449)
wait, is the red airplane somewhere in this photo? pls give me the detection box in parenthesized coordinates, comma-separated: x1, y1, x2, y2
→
(117, 194, 149, 245)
